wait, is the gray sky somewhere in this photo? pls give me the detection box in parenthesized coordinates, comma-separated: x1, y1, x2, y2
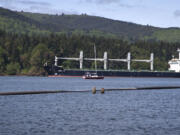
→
(0, 0, 180, 28)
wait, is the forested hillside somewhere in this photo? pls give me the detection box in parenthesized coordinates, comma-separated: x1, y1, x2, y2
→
(0, 7, 180, 42)
(0, 29, 180, 75)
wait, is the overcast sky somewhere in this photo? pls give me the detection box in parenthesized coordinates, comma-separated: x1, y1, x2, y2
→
(0, 0, 180, 28)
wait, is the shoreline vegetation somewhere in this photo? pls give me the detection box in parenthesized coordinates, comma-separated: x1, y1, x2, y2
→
(0, 31, 180, 76)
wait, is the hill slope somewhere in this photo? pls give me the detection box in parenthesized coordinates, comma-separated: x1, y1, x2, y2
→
(0, 7, 45, 34)
(20, 12, 157, 39)
(0, 7, 180, 42)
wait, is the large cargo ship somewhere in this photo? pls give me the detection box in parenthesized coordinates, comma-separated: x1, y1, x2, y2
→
(44, 67, 180, 78)
(44, 49, 180, 78)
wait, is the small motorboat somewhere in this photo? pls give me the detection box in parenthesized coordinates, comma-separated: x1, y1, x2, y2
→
(82, 72, 104, 79)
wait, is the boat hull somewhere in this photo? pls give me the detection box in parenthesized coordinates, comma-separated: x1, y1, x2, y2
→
(82, 76, 104, 79)
(46, 69, 180, 78)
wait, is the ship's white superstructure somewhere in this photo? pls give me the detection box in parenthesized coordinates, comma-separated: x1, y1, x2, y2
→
(168, 49, 180, 72)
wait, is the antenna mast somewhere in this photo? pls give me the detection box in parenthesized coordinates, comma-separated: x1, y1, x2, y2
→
(94, 44, 97, 73)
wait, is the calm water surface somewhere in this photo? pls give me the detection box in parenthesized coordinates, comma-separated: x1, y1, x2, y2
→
(0, 76, 180, 135)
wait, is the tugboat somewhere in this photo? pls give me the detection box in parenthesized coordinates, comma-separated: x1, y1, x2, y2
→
(82, 44, 104, 79)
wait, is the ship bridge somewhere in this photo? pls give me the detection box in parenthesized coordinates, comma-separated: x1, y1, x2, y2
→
(168, 49, 180, 72)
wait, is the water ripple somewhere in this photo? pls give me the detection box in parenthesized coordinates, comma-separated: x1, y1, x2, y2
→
(1, 77, 180, 135)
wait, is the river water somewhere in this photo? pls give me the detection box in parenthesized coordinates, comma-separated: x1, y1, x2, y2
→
(0, 76, 180, 135)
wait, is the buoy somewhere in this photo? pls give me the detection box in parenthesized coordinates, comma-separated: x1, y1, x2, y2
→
(101, 88, 105, 94)
(92, 87, 96, 94)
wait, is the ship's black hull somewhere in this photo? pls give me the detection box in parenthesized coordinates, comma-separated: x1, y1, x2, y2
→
(44, 65, 180, 78)
(47, 69, 180, 78)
